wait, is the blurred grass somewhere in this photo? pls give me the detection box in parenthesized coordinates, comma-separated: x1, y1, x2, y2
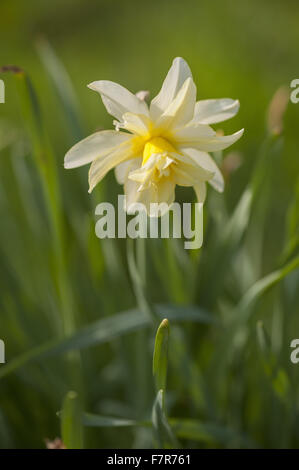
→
(0, 0, 298, 449)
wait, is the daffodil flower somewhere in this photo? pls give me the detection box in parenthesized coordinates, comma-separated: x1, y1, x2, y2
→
(64, 57, 243, 215)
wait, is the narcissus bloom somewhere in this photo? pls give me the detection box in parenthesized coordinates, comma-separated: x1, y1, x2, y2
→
(64, 57, 243, 215)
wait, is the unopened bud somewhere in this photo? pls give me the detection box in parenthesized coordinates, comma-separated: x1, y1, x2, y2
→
(136, 90, 150, 102)
(267, 86, 289, 135)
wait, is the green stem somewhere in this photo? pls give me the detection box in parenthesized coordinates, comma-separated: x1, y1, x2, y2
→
(127, 236, 159, 323)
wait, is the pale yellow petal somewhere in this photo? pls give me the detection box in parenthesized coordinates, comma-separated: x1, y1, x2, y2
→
(194, 181, 207, 203)
(176, 129, 244, 152)
(121, 112, 151, 136)
(193, 99, 240, 124)
(114, 157, 142, 184)
(64, 130, 131, 169)
(179, 147, 224, 192)
(150, 57, 192, 120)
(156, 77, 197, 131)
(88, 140, 136, 192)
(125, 177, 175, 216)
(172, 122, 216, 142)
(88, 80, 149, 121)
(172, 163, 210, 187)
(128, 159, 156, 186)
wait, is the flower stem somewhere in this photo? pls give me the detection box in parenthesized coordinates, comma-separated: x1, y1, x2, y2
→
(127, 235, 159, 323)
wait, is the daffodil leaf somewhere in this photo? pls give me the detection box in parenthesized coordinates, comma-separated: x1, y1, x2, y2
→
(213, 254, 299, 373)
(197, 132, 283, 307)
(81, 411, 255, 447)
(83, 413, 146, 428)
(0, 304, 213, 380)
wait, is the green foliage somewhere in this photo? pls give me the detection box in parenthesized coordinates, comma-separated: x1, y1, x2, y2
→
(152, 390, 178, 449)
(153, 319, 170, 395)
(61, 391, 84, 449)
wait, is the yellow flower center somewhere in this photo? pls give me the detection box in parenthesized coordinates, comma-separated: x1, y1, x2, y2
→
(142, 137, 176, 166)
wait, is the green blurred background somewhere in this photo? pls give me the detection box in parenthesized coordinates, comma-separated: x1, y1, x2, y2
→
(0, 0, 298, 449)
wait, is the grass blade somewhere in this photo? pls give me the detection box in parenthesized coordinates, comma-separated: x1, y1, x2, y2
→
(61, 391, 84, 449)
(127, 238, 158, 322)
(83, 413, 146, 428)
(0, 304, 212, 380)
(170, 418, 255, 448)
(213, 254, 299, 372)
(36, 38, 84, 140)
(256, 322, 291, 404)
(152, 390, 178, 449)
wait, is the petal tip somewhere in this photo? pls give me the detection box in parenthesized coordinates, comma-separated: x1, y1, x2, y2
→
(87, 81, 96, 91)
(64, 155, 74, 169)
(173, 56, 188, 66)
(88, 80, 104, 92)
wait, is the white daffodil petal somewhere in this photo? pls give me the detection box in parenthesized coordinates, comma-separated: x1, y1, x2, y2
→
(173, 161, 212, 187)
(121, 158, 141, 202)
(115, 157, 142, 184)
(156, 77, 197, 130)
(121, 112, 151, 136)
(88, 80, 149, 121)
(173, 166, 198, 186)
(194, 181, 207, 203)
(150, 57, 192, 120)
(193, 99, 240, 124)
(125, 177, 175, 216)
(124, 177, 143, 212)
(88, 141, 135, 192)
(179, 147, 224, 192)
(177, 129, 244, 152)
(172, 122, 216, 142)
(64, 130, 131, 169)
(125, 174, 157, 213)
(161, 156, 173, 171)
(143, 181, 175, 216)
(156, 178, 175, 206)
(128, 165, 155, 185)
